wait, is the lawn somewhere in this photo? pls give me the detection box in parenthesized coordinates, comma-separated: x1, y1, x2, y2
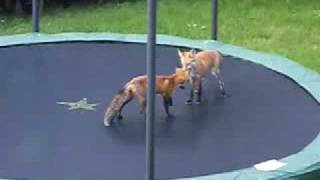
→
(0, 0, 319, 72)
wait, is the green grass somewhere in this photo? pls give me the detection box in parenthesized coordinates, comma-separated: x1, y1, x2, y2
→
(0, 0, 320, 72)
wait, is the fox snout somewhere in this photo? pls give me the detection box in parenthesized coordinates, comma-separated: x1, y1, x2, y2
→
(186, 64, 192, 71)
(186, 62, 197, 77)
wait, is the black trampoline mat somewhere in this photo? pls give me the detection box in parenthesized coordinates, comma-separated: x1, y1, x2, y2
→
(0, 42, 319, 179)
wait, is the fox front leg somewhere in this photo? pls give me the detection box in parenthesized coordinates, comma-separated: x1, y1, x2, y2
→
(185, 89, 194, 105)
(186, 76, 197, 105)
(186, 87, 201, 105)
(186, 81, 202, 105)
(117, 96, 133, 120)
(186, 76, 202, 105)
(195, 81, 202, 104)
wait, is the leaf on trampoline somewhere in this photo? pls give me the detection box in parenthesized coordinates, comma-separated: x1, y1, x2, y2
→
(56, 98, 99, 111)
(254, 159, 286, 171)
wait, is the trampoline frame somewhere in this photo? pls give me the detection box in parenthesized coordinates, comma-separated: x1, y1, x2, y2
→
(0, 32, 319, 180)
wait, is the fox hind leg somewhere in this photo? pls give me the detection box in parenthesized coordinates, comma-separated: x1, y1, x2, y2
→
(212, 68, 226, 96)
(117, 96, 133, 120)
(137, 95, 146, 114)
(163, 97, 170, 116)
(168, 96, 173, 106)
(163, 96, 173, 117)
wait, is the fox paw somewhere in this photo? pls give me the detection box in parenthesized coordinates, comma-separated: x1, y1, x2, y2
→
(220, 89, 226, 96)
(195, 101, 201, 105)
(117, 115, 123, 120)
(185, 100, 193, 105)
(221, 91, 232, 98)
(166, 113, 174, 118)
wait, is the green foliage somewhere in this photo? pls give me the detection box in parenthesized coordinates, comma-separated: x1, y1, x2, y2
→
(0, 0, 319, 72)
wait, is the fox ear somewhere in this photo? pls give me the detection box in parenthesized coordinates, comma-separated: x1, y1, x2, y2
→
(190, 48, 196, 55)
(176, 60, 182, 68)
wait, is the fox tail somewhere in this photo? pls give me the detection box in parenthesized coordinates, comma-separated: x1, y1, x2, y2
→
(104, 86, 133, 127)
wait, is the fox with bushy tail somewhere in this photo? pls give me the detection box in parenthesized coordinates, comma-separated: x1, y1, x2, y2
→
(104, 68, 189, 127)
(104, 87, 133, 127)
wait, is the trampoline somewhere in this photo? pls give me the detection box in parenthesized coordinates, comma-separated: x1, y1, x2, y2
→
(0, 34, 320, 180)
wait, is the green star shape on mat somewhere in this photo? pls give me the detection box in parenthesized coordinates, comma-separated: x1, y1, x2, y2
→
(57, 98, 99, 111)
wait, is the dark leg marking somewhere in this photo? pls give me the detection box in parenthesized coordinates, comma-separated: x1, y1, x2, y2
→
(163, 96, 171, 116)
(185, 89, 194, 105)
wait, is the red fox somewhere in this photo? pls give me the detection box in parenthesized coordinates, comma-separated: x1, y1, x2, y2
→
(177, 49, 226, 104)
(104, 68, 189, 127)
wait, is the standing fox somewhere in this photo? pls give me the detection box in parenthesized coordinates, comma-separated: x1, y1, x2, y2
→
(177, 49, 226, 104)
(104, 68, 189, 127)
